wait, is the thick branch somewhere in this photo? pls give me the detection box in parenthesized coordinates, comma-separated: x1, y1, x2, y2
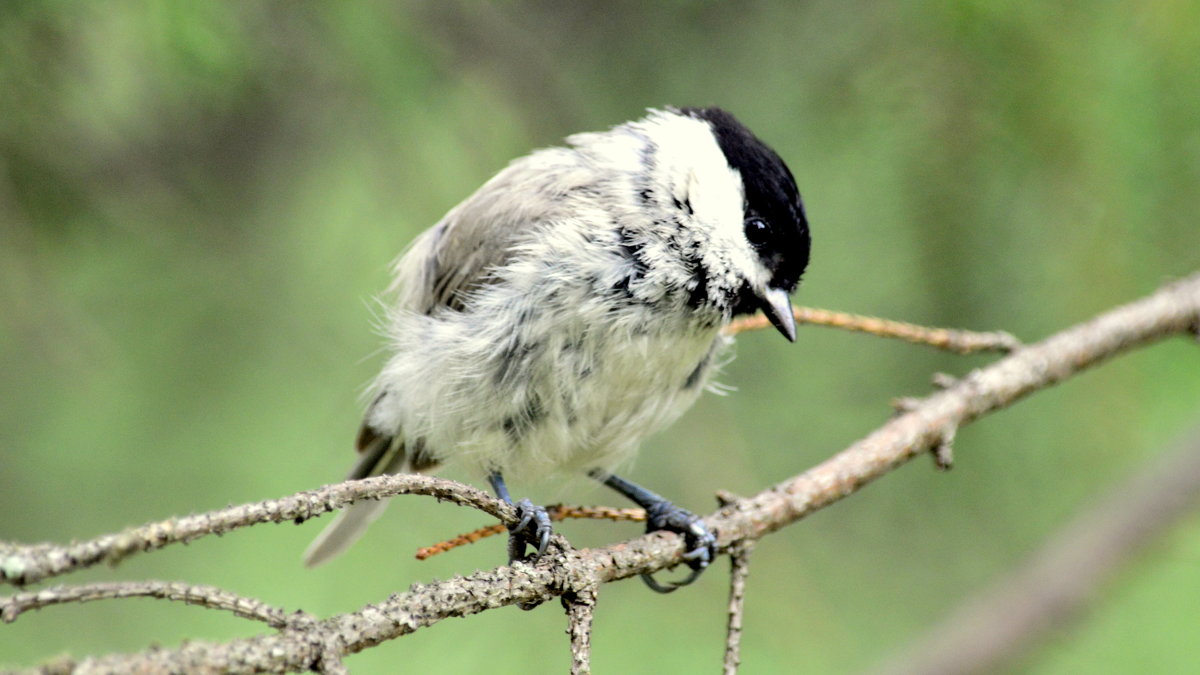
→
(20, 273, 1200, 673)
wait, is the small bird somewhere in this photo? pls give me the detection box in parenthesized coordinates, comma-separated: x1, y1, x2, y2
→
(304, 107, 810, 591)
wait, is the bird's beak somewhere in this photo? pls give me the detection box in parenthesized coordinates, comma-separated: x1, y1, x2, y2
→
(760, 287, 796, 342)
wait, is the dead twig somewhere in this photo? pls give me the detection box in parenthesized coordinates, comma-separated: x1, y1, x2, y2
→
(416, 504, 646, 560)
(0, 580, 305, 627)
(726, 306, 1021, 354)
(720, 306, 1022, 355)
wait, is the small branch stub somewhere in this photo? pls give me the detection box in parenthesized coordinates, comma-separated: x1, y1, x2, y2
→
(931, 372, 959, 390)
(932, 426, 958, 471)
(891, 397, 921, 414)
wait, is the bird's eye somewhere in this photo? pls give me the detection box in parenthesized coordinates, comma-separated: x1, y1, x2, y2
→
(744, 217, 771, 247)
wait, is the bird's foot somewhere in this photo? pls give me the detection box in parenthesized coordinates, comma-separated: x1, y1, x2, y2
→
(640, 500, 718, 593)
(506, 498, 553, 564)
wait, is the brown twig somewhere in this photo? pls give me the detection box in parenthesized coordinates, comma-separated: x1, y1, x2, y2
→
(415, 524, 509, 560)
(416, 504, 646, 560)
(14, 272, 1200, 673)
(0, 580, 305, 628)
(725, 306, 1021, 354)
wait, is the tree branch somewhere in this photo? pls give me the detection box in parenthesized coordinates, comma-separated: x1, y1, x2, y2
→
(10, 272, 1200, 673)
(1, 581, 305, 628)
(0, 475, 513, 587)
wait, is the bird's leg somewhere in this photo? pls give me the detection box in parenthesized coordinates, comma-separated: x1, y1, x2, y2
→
(589, 470, 718, 593)
(488, 471, 552, 563)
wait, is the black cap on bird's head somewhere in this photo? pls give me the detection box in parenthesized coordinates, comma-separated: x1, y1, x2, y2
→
(680, 107, 810, 342)
(700, 109, 810, 292)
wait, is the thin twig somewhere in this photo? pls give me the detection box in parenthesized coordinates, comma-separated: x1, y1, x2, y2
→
(724, 539, 756, 675)
(0, 474, 512, 587)
(725, 306, 1021, 354)
(416, 504, 646, 559)
(563, 586, 598, 675)
(0, 580, 304, 628)
(871, 424, 1200, 675)
(16, 272, 1200, 673)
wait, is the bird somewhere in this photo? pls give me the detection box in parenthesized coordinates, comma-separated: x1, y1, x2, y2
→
(303, 106, 810, 592)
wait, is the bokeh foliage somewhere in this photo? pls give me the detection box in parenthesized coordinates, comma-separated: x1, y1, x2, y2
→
(2, 2, 1198, 672)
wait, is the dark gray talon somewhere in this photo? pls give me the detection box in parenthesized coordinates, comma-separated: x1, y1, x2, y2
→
(591, 471, 719, 593)
(642, 500, 717, 592)
(641, 566, 705, 593)
(508, 498, 553, 563)
(515, 506, 534, 532)
(489, 472, 554, 564)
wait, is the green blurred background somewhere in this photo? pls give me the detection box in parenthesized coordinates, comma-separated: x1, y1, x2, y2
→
(2, 2, 1199, 672)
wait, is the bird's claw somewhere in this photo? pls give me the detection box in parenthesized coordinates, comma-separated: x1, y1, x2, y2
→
(640, 501, 717, 593)
(640, 566, 705, 593)
(507, 498, 552, 563)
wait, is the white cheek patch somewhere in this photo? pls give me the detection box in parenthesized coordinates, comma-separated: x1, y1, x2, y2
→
(683, 164, 742, 237)
(639, 114, 744, 224)
(570, 109, 775, 300)
(666, 139, 770, 292)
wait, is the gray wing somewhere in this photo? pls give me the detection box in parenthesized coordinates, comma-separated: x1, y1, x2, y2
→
(392, 148, 580, 315)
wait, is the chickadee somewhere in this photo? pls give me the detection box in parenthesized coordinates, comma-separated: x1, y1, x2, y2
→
(304, 107, 810, 592)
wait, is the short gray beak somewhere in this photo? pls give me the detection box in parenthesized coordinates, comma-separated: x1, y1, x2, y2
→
(761, 287, 796, 342)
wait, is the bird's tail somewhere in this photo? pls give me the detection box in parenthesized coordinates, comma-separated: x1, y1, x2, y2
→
(302, 431, 408, 568)
(302, 498, 393, 567)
